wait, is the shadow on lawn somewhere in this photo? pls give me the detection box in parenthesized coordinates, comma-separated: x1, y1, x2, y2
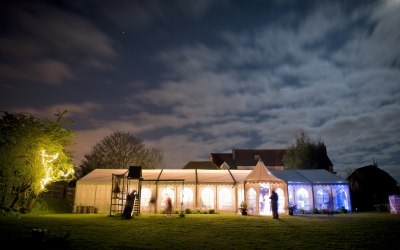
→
(31, 227, 71, 249)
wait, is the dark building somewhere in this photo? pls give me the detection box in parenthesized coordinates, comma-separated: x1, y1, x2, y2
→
(347, 164, 399, 212)
(182, 161, 220, 170)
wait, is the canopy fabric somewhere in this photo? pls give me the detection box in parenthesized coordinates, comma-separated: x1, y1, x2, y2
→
(296, 169, 348, 184)
(77, 168, 345, 185)
(271, 169, 347, 184)
(245, 159, 284, 182)
(77, 169, 253, 185)
(271, 170, 312, 184)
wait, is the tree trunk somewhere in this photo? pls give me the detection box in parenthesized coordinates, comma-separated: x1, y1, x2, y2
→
(0, 184, 11, 208)
(9, 192, 20, 210)
(26, 193, 39, 211)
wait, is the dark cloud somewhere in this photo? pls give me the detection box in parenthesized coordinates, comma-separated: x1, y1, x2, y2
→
(1, 0, 399, 182)
(0, 1, 117, 86)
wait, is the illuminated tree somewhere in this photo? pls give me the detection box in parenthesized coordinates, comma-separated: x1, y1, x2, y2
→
(283, 131, 331, 171)
(77, 132, 164, 177)
(0, 111, 75, 212)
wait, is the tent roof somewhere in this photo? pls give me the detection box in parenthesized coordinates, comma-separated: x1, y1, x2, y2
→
(245, 159, 284, 182)
(77, 168, 346, 185)
(271, 170, 312, 184)
(77, 169, 252, 185)
(296, 169, 348, 184)
(78, 169, 128, 184)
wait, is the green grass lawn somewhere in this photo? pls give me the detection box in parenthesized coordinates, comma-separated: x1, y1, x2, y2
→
(1, 212, 399, 249)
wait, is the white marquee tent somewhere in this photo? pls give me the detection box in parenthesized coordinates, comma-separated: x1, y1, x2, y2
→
(74, 160, 351, 215)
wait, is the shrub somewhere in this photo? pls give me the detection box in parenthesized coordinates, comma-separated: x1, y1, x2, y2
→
(239, 201, 248, 215)
(374, 204, 389, 212)
(313, 208, 320, 214)
(339, 206, 348, 214)
(208, 209, 215, 214)
(30, 197, 73, 215)
(185, 208, 192, 214)
(299, 209, 305, 214)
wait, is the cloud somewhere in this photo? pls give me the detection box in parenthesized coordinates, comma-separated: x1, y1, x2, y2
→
(71, 0, 228, 31)
(112, 0, 400, 182)
(10, 102, 102, 120)
(145, 133, 250, 169)
(6, 0, 395, 181)
(0, 2, 117, 86)
(176, 0, 229, 18)
(333, 0, 400, 68)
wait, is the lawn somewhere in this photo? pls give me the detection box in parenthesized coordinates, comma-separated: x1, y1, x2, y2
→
(0, 212, 399, 249)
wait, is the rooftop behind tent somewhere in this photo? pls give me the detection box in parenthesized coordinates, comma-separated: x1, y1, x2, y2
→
(182, 161, 220, 169)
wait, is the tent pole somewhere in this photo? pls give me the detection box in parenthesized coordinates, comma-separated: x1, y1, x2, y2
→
(215, 185, 218, 213)
(155, 181, 158, 214)
(181, 181, 184, 215)
(195, 169, 198, 209)
(311, 185, 316, 211)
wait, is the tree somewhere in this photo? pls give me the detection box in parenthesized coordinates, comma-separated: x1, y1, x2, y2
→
(77, 131, 164, 177)
(0, 111, 75, 212)
(283, 131, 331, 171)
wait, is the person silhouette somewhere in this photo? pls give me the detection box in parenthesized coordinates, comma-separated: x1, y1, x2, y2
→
(270, 190, 279, 219)
(166, 197, 172, 217)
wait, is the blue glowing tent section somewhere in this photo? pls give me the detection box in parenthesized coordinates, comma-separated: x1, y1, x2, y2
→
(272, 169, 352, 213)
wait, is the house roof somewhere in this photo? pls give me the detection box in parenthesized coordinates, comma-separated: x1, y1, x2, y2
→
(211, 149, 286, 169)
(347, 165, 398, 185)
(210, 153, 235, 168)
(182, 161, 220, 170)
(234, 149, 286, 167)
(211, 148, 334, 171)
(245, 159, 284, 182)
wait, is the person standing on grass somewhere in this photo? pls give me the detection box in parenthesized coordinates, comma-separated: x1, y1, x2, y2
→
(327, 192, 334, 217)
(149, 194, 156, 213)
(270, 190, 279, 219)
(166, 197, 172, 217)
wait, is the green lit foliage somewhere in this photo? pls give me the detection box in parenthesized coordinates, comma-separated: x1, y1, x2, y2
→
(0, 111, 74, 212)
(283, 131, 328, 170)
(76, 131, 165, 178)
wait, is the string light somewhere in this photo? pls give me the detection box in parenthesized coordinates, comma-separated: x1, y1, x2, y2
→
(40, 149, 73, 190)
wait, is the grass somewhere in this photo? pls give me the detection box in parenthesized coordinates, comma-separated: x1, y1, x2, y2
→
(0, 212, 399, 249)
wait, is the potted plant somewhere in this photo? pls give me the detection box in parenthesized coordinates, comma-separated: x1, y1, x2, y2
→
(239, 201, 248, 215)
(287, 203, 297, 216)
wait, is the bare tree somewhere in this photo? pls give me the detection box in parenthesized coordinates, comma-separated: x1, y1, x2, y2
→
(77, 132, 164, 177)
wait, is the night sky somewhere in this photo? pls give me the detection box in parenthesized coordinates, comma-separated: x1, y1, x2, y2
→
(1, 0, 399, 182)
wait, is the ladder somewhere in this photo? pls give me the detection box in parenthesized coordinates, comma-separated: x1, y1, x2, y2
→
(110, 173, 127, 216)
(132, 195, 140, 216)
